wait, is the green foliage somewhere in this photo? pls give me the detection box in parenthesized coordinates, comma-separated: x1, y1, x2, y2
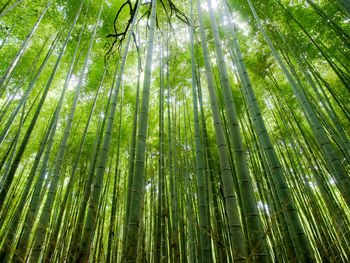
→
(0, 0, 349, 262)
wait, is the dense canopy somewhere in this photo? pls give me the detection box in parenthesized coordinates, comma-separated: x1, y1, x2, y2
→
(0, 0, 349, 262)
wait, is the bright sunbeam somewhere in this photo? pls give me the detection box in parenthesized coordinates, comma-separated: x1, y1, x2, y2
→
(202, 0, 219, 11)
(211, 0, 218, 9)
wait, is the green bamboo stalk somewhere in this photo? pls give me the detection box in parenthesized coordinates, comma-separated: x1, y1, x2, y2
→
(106, 83, 124, 263)
(189, 1, 211, 262)
(206, 0, 270, 260)
(123, 26, 142, 255)
(196, 0, 246, 260)
(123, 0, 157, 261)
(43, 55, 109, 263)
(76, 2, 141, 261)
(29, 2, 89, 261)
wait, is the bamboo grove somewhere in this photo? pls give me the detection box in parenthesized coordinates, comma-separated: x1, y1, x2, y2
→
(0, 0, 349, 262)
